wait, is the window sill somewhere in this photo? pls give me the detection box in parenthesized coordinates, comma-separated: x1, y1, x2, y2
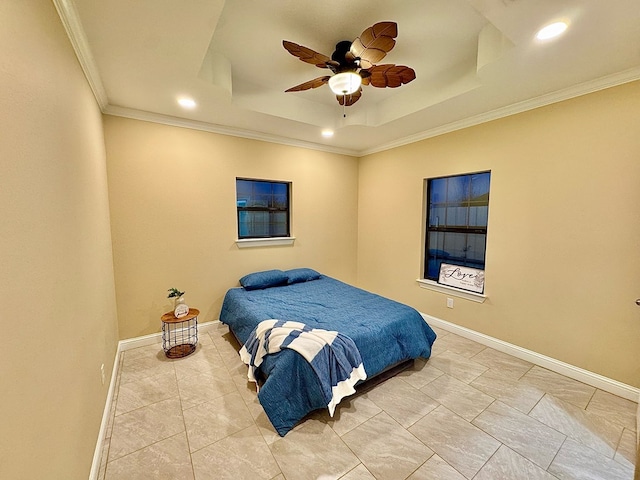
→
(416, 279, 487, 303)
(235, 237, 296, 248)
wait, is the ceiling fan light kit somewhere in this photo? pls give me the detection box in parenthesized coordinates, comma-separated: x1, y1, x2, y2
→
(283, 21, 415, 110)
(329, 72, 362, 95)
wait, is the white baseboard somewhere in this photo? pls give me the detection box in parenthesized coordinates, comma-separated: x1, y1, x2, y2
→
(118, 320, 219, 351)
(88, 321, 219, 479)
(422, 313, 640, 402)
(88, 341, 122, 480)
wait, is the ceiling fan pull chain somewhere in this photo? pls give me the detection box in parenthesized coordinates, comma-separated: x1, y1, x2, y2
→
(343, 94, 347, 117)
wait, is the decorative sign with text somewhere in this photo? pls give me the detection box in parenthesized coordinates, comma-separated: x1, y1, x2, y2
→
(438, 263, 485, 294)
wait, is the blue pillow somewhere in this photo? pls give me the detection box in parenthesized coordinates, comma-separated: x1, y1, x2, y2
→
(239, 269, 288, 290)
(286, 268, 321, 284)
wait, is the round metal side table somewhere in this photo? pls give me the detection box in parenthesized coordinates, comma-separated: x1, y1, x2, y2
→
(160, 308, 199, 358)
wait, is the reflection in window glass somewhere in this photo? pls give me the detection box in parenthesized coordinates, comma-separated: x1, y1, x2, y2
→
(424, 172, 491, 281)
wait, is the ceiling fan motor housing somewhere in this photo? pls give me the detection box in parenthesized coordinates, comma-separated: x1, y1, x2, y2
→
(331, 41, 356, 69)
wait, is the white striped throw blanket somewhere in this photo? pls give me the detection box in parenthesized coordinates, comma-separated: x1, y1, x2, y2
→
(239, 319, 367, 416)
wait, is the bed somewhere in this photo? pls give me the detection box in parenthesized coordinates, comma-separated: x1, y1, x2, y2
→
(219, 268, 437, 436)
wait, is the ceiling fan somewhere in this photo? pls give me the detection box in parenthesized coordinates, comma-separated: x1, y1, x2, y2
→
(283, 21, 416, 108)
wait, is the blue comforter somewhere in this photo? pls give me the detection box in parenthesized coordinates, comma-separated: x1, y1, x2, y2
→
(219, 275, 436, 435)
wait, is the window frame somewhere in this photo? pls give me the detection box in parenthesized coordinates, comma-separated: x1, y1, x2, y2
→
(423, 171, 491, 284)
(236, 177, 291, 240)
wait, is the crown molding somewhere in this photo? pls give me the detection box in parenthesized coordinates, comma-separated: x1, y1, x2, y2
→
(105, 67, 640, 158)
(55, 1, 640, 158)
(53, 0, 108, 109)
(360, 67, 640, 156)
(103, 105, 359, 156)
(54, 0, 356, 156)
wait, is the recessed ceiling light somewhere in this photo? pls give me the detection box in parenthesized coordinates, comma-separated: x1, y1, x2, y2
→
(321, 129, 334, 138)
(536, 21, 568, 41)
(177, 97, 197, 109)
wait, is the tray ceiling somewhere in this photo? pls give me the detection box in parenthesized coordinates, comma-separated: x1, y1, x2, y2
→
(57, 0, 640, 155)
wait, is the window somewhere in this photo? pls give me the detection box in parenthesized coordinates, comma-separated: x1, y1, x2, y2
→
(424, 171, 491, 281)
(236, 178, 291, 239)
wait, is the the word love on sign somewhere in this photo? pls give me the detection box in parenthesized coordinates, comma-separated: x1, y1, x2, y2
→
(438, 263, 485, 294)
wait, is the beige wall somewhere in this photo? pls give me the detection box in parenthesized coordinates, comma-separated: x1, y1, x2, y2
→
(103, 117, 359, 339)
(0, 1, 119, 479)
(105, 84, 640, 386)
(4, 3, 638, 478)
(636, 395, 639, 479)
(357, 81, 640, 387)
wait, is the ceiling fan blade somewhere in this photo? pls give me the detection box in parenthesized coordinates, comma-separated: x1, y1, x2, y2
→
(285, 76, 330, 92)
(358, 58, 374, 70)
(367, 64, 416, 88)
(336, 88, 362, 106)
(350, 22, 397, 66)
(283, 40, 332, 68)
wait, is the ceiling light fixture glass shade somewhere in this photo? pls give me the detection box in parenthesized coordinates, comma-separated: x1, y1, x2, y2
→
(328, 72, 362, 95)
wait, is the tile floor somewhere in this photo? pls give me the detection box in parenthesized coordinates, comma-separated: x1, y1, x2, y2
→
(97, 322, 637, 480)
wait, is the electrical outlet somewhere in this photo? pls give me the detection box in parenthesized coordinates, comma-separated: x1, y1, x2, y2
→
(100, 364, 105, 385)
(446, 297, 454, 308)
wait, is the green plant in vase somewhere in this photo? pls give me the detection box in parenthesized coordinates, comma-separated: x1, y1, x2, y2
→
(167, 287, 189, 318)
